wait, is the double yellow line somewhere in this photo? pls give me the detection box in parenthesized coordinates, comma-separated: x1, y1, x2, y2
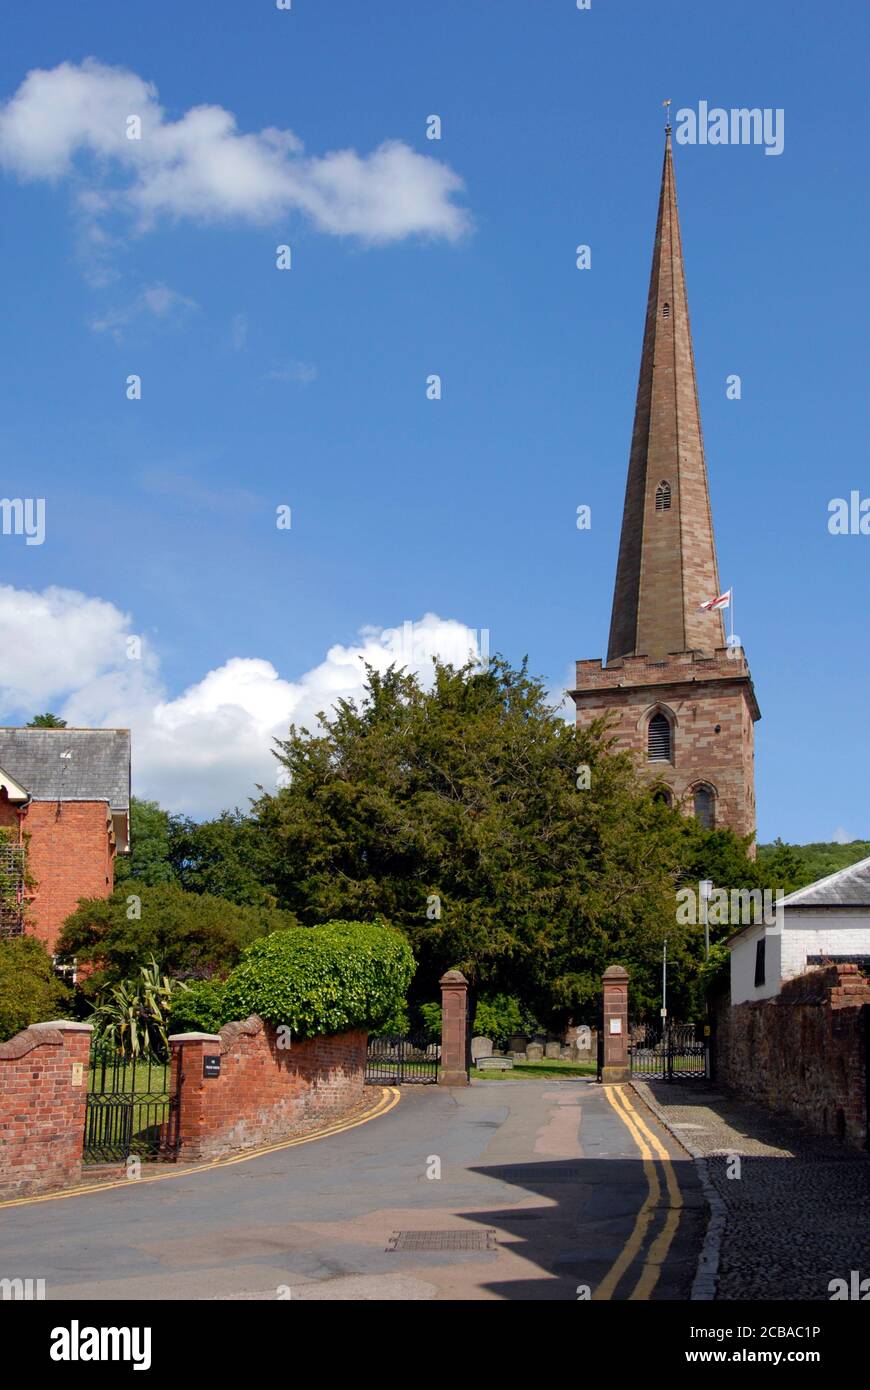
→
(592, 1086, 683, 1301)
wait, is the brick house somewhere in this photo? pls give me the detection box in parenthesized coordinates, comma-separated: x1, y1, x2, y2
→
(0, 728, 130, 956)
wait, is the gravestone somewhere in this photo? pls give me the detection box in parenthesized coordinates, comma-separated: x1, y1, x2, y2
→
(508, 1034, 526, 1054)
(525, 1043, 544, 1062)
(471, 1036, 493, 1062)
(545, 1042, 562, 1059)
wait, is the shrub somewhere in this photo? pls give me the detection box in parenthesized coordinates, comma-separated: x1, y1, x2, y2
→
(0, 936, 72, 1043)
(169, 979, 229, 1035)
(57, 882, 297, 1000)
(186, 921, 415, 1039)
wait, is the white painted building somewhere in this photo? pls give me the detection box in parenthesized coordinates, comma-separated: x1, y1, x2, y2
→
(728, 854, 870, 1005)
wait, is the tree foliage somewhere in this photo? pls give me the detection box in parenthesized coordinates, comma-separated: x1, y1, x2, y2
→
(173, 921, 415, 1039)
(0, 936, 72, 1042)
(251, 658, 749, 1024)
(57, 882, 297, 1000)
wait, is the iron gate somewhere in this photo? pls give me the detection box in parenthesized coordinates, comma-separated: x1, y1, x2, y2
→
(629, 1022, 708, 1081)
(366, 1034, 440, 1085)
(83, 1044, 181, 1163)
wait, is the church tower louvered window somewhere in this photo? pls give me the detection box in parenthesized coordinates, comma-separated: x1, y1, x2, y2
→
(655, 481, 671, 511)
(647, 712, 671, 762)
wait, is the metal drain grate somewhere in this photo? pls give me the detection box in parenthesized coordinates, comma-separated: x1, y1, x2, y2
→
(386, 1229, 497, 1253)
(499, 1167, 583, 1184)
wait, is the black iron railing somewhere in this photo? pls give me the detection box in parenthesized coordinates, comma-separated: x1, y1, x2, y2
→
(629, 1022, 708, 1081)
(83, 1045, 180, 1164)
(366, 1034, 440, 1085)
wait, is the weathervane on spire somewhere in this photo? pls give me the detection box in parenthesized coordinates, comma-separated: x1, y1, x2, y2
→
(663, 98, 671, 130)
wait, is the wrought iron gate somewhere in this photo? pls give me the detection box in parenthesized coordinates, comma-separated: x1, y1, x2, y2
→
(83, 1044, 181, 1163)
(365, 1034, 440, 1085)
(629, 1023, 708, 1081)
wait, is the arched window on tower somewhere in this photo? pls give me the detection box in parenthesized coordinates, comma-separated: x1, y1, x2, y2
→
(647, 712, 672, 763)
(693, 784, 716, 831)
(655, 481, 671, 512)
(652, 785, 673, 807)
(662, 302, 670, 319)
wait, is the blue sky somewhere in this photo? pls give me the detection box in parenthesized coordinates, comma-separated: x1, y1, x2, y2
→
(0, 0, 867, 841)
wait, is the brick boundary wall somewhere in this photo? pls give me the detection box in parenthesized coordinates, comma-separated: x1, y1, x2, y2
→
(0, 1021, 92, 1198)
(170, 1017, 369, 1162)
(714, 963, 870, 1148)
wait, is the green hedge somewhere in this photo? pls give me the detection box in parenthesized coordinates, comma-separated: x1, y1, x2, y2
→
(170, 921, 414, 1039)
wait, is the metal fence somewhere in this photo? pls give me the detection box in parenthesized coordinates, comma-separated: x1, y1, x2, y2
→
(629, 1022, 708, 1081)
(83, 1045, 181, 1164)
(365, 1034, 440, 1085)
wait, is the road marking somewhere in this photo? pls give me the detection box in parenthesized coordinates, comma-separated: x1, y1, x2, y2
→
(0, 1086, 401, 1211)
(592, 1086, 682, 1301)
(611, 1086, 683, 1300)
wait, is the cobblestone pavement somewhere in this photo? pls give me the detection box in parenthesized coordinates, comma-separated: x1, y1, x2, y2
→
(632, 1079, 870, 1301)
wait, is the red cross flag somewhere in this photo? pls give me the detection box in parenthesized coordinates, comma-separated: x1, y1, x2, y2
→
(697, 588, 732, 611)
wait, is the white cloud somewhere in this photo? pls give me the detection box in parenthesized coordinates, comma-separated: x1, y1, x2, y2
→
(0, 584, 485, 816)
(0, 58, 469, 244)
(89, 281, 197, 339)
(832, 826, 853, 845)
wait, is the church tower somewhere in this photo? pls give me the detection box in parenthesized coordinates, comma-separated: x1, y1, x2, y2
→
(573, 124, 760, 844)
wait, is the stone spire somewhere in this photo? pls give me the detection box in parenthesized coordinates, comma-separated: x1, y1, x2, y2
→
(606, 126, 725, 664)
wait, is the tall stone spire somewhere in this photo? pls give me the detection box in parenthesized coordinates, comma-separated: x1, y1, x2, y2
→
(607, 127, 725, 664)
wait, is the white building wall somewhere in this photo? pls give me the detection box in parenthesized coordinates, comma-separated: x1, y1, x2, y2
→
(780, 912, 870, 979)
(729, 909, 870, 1005)
(730, 923, 781, 1005)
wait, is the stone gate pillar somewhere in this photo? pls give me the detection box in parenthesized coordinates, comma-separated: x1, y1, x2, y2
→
(600, 965, 630, 1084)
(438, 969, 469, 1087)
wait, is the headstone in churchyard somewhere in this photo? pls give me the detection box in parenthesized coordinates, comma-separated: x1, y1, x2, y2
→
(471, 1036, 493, 1062)
(508, 1034, 526, 1054)
(525, 1042, 544, 1062)
(544, 1042, 562, 1059)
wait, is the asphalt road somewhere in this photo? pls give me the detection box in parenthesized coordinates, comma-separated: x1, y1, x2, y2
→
(1, 1079, 706, 1301)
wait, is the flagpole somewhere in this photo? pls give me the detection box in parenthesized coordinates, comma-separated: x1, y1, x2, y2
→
(730, 589, 735, 647)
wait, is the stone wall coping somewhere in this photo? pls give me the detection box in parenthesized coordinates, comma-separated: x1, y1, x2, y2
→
(30, 1020, 93, 1032)
(168, 1031, 222, 1043)
(0, 1025, 64, 1058)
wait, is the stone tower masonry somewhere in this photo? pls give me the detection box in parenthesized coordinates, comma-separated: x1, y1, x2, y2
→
(572, 126, 760, 845)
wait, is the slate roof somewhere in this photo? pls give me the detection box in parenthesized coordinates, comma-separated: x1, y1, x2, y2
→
(778, 854, 870, 908)
(0, 728, 130, 811)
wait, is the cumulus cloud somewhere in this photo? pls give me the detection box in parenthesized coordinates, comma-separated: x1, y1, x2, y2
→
(0, 58, 469, 244)
(0, 584, 485, 816)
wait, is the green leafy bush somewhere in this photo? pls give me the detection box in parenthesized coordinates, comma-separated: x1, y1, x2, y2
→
(0, 936, 72, 1043)
(169, 979, 232, 1035)
(178, 921, 415, 1039)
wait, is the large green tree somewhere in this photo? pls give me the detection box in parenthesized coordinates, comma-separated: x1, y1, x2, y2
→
(252, 658, 737, 1024)
(114, 798, 177, 886)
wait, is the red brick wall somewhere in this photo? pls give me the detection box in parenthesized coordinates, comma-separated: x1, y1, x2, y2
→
(8, 801, 115, 954)
(0, 1022, 92, 1197)
(714, 964, 870, 1148)
(574, 648, 758, 845)
(170, 1018, 369, 1161)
